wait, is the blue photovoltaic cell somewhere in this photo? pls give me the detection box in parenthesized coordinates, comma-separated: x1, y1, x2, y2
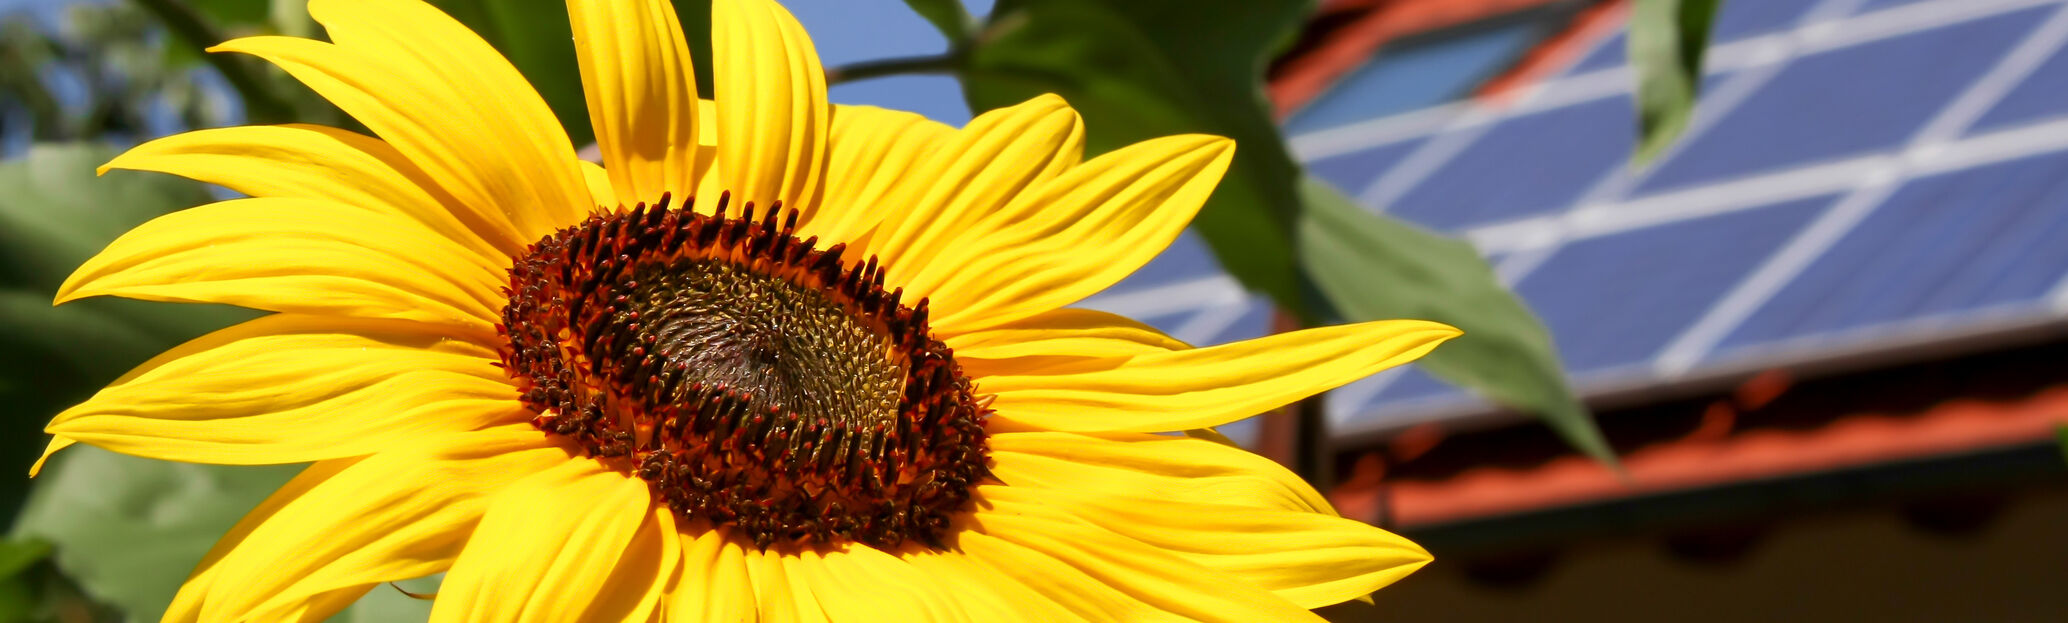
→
(1305, 139, 1424, 197)
(1717, 150, 2068, 353)
(1635, 8, 2046, 195)
(1855, 0, 1938, 12)
(1707, 0, 1822, 42)
(1386, 96, 1636, 230)
(1512, 195, 1834, 372)
(1969, 38, 2068, 134)
(1567, 32, 1626, 73)
(1100, 230, 1222, 293)
(1199, 300, 1274, 347)
(1363, 366, 1463, 406)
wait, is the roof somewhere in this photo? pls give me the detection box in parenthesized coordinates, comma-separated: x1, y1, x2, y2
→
(1328, 332, 2068, 544)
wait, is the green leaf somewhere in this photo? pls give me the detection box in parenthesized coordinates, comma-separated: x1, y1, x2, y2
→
(429, 1, 593, 148)
(186, 0, 271, 27)
(903, 0, 974, 47)
(0, 538, 48, 623)
(0, 539, 49, 583)
(1629, 0, 1721, 163)
(961, 0, 1317, 318)
(1298, 178, 1617, 466)
(0, 145, 214, 287)
(11, 448, 300, 623)
(0, 144, 256, 524)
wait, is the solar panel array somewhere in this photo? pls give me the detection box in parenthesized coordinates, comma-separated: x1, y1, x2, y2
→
(1079, 0, 2068, 443)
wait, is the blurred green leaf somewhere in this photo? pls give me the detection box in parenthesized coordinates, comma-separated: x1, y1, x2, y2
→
(0, 539, 49, 583)
(1298, 178, 1616, 466)
(12, 448, 299, 623)
(430, 0, 593, 149)
(961, 0, 1316, 318)
(1629, 0, 1720, 163)
(0, 144, 256, 525)
(186, 0, 270, 26)
(0, 537, 50, 623)
(903, 0, 974, 47)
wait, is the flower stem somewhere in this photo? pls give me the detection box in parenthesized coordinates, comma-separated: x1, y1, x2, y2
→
(825, 54, 959, 86)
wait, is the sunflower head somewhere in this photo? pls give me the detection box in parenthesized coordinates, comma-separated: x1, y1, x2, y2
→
(37, 0, 1461, 619)
(500, 196, 988, 550)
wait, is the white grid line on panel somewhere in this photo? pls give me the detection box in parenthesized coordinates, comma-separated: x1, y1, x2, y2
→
(1333, 0, 1867, 411)
(1170, 294, 1258, 346)
(1284, 0, 2057, 167)
(1466, 115, 2068, 255)
(1650, 2, 2068, 377)
(1078, 275, 1242, 322)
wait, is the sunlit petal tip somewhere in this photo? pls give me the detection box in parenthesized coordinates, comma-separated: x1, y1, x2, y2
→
(28, 436, 73, 477)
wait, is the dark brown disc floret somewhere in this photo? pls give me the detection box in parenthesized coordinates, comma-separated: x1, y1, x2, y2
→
(497, 194, 990, 550)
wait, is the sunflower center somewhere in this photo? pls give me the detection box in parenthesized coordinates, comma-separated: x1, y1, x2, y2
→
(497, 194, 989, 550)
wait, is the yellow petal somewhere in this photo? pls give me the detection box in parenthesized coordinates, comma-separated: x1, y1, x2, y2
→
(712, 0, 827, 220)
(899, 549, 1071, 623)
(56, 198, 508, 333)
(569, 0, 698, 207)
(966, 487, 1323, 622)
(944, 308, 1188, 360)
(806, 104, 954, 244)
(943, 529, 1132, 622)
(983, 320, 1460, 432)
(173, 427, 568, 622)
(873, 94, 1082, 283)
(169, 458, 356, 623)
(101, 124, 522, 258)
(28, 436, 72, 477)
(988, 430, 1334, 515)
(745, 546, 814, 623)
(788, 545, 972, 622)
(214, 8, 588, 241)
(580, 159, 618, 210)
(46, 314, 519, 465)
(990, 445, 1428, 607)
(921, 135, 1233, 332)
(666, 526, 754, 622)
(430, 458, 660, 622)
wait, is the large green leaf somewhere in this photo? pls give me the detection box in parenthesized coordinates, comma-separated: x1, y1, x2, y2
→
(961, 0, 1317, 318)
(0, 144, 256, 525)
(1299, 178, 1615, 465)
(1629, 0, 1721, 163)
(11, 449, 300, 623)
(0, 537, 50, 622)
(0, 143, 273, 621)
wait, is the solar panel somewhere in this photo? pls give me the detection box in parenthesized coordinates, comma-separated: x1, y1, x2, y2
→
(1080, 0, 2068, 443)
(1634, 7, 2048, 194)
(1389, 96, 1637, 229)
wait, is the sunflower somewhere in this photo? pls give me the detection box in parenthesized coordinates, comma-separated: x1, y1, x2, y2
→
(36, 0, 1458, 620)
